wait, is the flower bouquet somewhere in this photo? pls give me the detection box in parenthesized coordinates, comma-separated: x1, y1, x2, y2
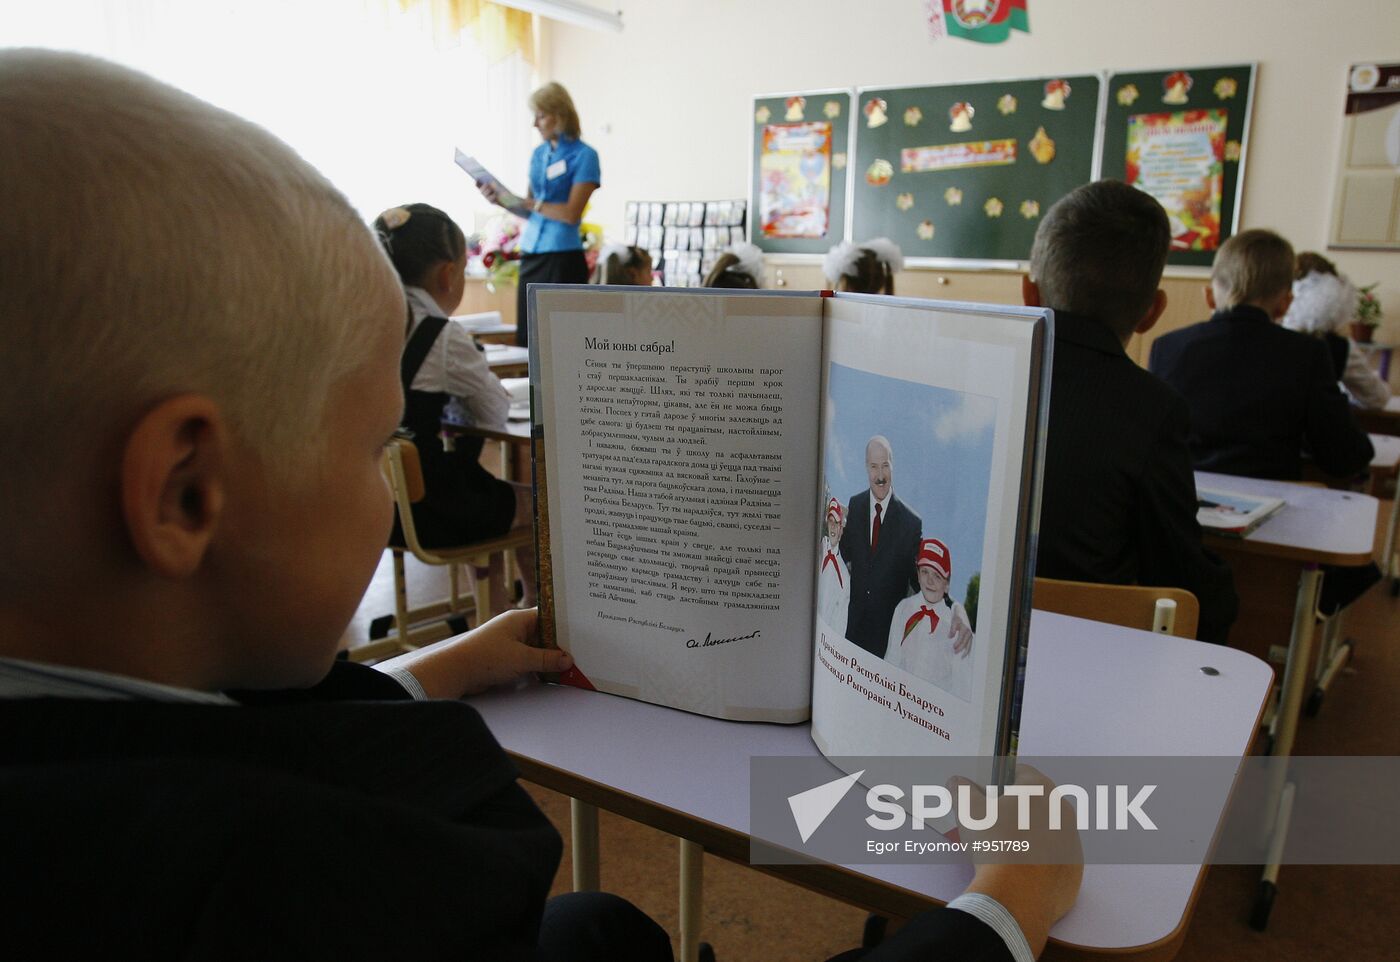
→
(472, 216, 521, 293)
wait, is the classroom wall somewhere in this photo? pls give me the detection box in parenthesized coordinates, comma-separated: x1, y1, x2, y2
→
(543, 0, 1400, 363)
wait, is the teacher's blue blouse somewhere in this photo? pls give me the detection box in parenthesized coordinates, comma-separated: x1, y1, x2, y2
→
(520, 136, 600, 255)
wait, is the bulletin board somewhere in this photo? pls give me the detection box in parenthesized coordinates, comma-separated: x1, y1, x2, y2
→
(1329, 61, 1400, 250)
(1099, 64, 1256, 268)
(849, 74, 1102, 264)
(749, 89, 855, 255)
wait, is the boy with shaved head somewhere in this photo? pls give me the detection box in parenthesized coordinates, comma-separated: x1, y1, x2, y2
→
(1024, 180, 1237, 643)
(0, 50, 1080, 962)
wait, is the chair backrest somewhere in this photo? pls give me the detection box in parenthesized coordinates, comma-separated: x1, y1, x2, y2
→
(1032, 577, 1200, 639)
(383, 438, 429, 554)
(389, 438, 426, 503)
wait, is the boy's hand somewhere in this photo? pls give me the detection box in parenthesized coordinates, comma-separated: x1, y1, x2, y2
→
(452, 608, 572, 695)
(957, 765, 1083, 956)
(478, 180, 502, 205)
(376, 608, 572, 699)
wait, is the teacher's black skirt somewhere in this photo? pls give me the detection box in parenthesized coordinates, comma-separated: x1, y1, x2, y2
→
(516, 249, 589, 347)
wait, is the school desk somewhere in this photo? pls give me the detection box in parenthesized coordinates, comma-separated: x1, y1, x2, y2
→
(452, 309, 518, 345)
(441, 418, 531, 487)
(1354, 395, 1400, 437)
(1196, 471, 1379, 929)
(471, 615, 1271, 962)
(1369, 435, 1400, 594)
(484, 342, 530, 378)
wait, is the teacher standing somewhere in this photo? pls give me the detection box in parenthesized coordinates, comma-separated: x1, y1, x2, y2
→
(479, 82, 599, 347)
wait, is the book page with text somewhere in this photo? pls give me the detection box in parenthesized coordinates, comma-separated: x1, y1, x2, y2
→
(533, 287, 824, 722)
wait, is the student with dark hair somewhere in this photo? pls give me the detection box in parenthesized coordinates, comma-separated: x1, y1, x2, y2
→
(590, 242, 653, 285)
(373, 202, 535, 608)
(1025, 179, 1237, 643)
(824, 238, 901, 294)
(1284, 251, 1391, 410)
(702, 243, 765, 289)
(478, 81, 600, 347)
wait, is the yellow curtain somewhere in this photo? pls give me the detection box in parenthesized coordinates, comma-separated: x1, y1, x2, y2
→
(396, 0, 534, 65)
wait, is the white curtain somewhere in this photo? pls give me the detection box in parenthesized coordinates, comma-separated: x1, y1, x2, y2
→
(0, 0, 538, 235)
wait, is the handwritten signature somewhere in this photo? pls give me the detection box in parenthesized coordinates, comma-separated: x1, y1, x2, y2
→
(686, 629, 761, 649)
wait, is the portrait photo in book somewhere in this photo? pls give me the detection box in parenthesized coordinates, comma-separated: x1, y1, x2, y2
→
(817, 362, 996, 704)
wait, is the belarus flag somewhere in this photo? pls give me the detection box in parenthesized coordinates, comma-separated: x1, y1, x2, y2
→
(931, 0, 1030, 44)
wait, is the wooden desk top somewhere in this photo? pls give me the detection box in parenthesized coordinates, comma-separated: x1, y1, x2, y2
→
(1355, 397, 1400, 436)
(442, 418, 531, 445)
(485, 344, 529, 366)
(471, 613, 1271, 956)
(1196, 471, 1379, 565)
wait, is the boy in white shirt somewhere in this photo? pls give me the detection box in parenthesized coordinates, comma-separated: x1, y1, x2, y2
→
(888, 539, 974, 701)
(816, 497, 850, 638)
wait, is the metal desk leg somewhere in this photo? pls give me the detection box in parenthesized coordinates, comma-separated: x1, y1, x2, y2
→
(1308, 608, 1352, 717)
(679, 838, 704, 962)
(571, 798, 600, 892)
(1384, 492, 1399, 595)
(1253, 564, 1323, 930)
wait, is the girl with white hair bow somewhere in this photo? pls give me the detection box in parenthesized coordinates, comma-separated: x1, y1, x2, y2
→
(1283, 252, 1391, 410)
(823, 237, 903, 295)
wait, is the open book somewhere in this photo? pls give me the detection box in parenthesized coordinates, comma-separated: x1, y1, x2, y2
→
(1196, 486, 1285, 537)
(528, 287, 1050, 766)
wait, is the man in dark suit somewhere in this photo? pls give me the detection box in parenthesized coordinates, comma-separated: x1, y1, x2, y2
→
(840, 436, 924, 658)
(1023, 180, 1238, 643)
(1148, 228, 1374, 482)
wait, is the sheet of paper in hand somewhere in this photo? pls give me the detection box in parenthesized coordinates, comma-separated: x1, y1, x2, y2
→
(454, 148, 529, 210)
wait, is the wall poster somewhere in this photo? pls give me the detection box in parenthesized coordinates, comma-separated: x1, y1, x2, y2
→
(1100, 64, 1255, 269)
(1125, 109, 1228, 253)
(759, 121, 833, 239)
(750, 90, 854, 255)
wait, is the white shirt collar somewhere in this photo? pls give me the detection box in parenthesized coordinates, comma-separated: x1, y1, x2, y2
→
(0, 656, 235, 704)
(405, 285, 446, 330)
(871, 490, 892, 520)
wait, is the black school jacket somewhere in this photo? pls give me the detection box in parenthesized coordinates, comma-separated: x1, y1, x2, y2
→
(1148, 305, 1373, 481)
(0, 663, 560, 961)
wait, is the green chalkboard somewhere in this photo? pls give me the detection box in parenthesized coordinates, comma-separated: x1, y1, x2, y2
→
(1099, 64, 1256, 268)
(749, 89, 853, 255)
(850, 75, 1101, 263)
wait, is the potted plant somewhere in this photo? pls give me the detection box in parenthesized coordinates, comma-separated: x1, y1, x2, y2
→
(1351, 283, 1381, 343)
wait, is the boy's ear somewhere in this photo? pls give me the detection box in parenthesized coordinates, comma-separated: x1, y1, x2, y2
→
(120, 394, 228, 579)
(1134, 289, 1169, 335)
(1021, 275, 1042, 307)
(1203, 285, 1217, 311)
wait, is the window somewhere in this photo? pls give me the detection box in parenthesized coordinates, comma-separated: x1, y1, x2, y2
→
(1, 0, 538, 233)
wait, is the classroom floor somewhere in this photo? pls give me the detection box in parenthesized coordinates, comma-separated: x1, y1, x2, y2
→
(345, 499, 1399, 962)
